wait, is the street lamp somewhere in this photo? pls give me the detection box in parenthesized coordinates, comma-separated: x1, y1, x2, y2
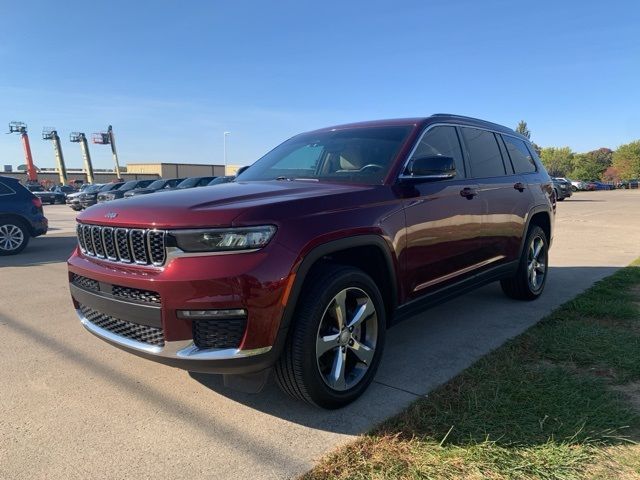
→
(223, 131, 231, 172)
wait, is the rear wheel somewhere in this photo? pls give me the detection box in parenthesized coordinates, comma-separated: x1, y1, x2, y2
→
(501, 225, 548, 300)
(0, 220, 29, 256)
(275, 265, 385, 409)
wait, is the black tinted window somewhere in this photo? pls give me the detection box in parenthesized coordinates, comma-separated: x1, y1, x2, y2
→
(461, 128, 506, 178)
(502, 135, 537, 173)
(409, 126, 464, 177)
(0, 182, 14, 195)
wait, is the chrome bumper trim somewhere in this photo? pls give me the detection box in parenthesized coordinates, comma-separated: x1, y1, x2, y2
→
(78, 309, 271, 360)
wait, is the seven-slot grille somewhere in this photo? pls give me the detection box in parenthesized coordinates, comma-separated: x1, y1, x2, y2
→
(76, 223, 166, 266)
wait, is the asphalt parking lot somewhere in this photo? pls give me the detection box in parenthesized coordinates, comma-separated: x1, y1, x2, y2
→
(1, 190, 640, 480)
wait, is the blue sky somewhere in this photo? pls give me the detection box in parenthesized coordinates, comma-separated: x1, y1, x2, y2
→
(1, 0, 638, 170)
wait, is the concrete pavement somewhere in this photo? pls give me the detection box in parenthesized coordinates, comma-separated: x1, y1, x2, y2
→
(1, 191, 639, 479)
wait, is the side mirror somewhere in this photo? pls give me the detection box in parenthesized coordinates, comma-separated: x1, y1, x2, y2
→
(402, 155, 456, 181)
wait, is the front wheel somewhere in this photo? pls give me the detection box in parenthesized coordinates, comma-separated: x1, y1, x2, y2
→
(501, 225, 548, 300)
(275, 265, 385, 409)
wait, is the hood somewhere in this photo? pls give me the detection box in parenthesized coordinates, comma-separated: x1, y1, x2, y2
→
(77, 180, 371, 229)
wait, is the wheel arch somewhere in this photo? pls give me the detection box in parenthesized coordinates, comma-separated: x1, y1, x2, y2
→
(519, 207, 552, 258)
(280, 235, 399, 332)
(0, 214, 32, 236)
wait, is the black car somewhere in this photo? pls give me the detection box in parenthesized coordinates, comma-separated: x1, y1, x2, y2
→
(97, 179, 155, 202)
(0, 176, 48, 255)
(124, 178, 185, 197)
(207, 176, 236, 186)
(79, 183, 122, 209)
(167, 176, 217, 191)
(26, 184, 65, 205)
(551, 177, 572, 201)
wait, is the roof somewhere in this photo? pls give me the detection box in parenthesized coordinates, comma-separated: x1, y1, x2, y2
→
(304, 114, 528, 142)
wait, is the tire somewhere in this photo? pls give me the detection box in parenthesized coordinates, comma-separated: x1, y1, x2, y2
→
(500, 225, 548, 301)
(275, 265, 386, 409)
(0, 220, 30, 256)
(571, 186, 577, 192)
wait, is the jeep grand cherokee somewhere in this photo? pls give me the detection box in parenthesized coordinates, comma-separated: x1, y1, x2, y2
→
(67, 114, 554, 408)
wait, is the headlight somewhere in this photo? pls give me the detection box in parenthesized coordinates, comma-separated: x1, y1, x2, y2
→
(167, 226, 276, 252)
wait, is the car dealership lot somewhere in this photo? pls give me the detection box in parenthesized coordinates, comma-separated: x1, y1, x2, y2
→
(1, 191, 639, 480)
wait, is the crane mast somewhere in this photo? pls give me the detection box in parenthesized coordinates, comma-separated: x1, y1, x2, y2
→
(42, 128, 68, 185)
(70, 132, 95, 184)
(8, 122, 38, 183)
(92, 125, 121, 179)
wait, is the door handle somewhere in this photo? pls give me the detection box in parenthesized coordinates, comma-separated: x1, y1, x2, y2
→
(460, 187, 478, 199)
(514, 182, 526, 192)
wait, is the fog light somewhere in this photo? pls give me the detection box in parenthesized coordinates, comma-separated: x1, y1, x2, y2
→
(177, 309, 246, 319)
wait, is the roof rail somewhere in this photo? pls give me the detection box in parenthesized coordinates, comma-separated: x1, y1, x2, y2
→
(430, 113, 516, 133)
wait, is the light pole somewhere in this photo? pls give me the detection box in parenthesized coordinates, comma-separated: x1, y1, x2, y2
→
(223, 131, 231, 174)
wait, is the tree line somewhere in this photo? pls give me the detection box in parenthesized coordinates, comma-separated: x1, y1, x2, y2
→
(515, 121, 640, 181)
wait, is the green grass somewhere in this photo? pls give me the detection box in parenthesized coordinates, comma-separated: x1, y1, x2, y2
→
(304, 260, 640, 480)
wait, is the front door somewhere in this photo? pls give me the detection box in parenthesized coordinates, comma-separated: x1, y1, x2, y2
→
(402, 125, 484, 301)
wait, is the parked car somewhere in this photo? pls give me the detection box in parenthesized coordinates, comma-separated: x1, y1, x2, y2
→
(207, 175, 236, 186)
(51, 185, 76, 196)
(551, 177, 572, 201)
(97, 180, 155, 203)
(587, 181, 615, 191)
(619, 179, 639, 189)
(167, 176, 217, 191)
(68, 114, 555, 408)
(66, 184, 93, 211)
(79, 184, 118, 209)
(570, 180, 587, 191)
(0, 176, 48, 255)
(26, 184, 64, 205)
(124, 178, 185, 198)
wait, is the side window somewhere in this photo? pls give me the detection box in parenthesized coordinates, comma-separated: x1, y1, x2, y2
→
(409, 126, 464, 177)
(502, 135, 537, 173)
(460, 127, 506, 178)
(0, 182, 14, 195)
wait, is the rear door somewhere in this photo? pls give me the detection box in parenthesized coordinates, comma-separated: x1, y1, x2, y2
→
(402, 125, 484, 300)
(459, 127, 532, 266)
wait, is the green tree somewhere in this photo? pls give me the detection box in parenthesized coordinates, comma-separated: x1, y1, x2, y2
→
(540, 147, 574, 177)
(570, 148, 612, 180)
(612, 140, 640, 179)
(515, 120, 531, 139)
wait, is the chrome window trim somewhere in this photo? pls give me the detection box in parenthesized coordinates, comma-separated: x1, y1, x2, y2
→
(0, 182, 16, 196)
(397, 122, 537, 182)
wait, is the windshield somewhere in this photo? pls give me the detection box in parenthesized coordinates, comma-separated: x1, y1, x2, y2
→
(147, 180, 166, 189)
(85, 185, 103, 193)
(208, 176, 235, 185)
(120, 181, 139, 191)
(176, 178, 199, 188)
(237, 126, 411, 185)
(100, 183, 122, 192)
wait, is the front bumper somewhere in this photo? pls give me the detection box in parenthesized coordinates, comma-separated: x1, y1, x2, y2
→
(68, 241, 297, 374)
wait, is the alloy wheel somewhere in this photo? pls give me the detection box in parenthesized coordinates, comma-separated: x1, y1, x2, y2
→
(315, 287, 378, 391)
(527, 235, 547, 291)
(0, 224, 25, 252)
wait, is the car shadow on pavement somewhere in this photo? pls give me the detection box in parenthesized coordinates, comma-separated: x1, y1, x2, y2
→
(0, 235, 76, 267)
(189, 265, 625, 433)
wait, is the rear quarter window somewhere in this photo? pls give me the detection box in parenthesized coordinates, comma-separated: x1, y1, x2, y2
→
(502, 135, 537, 174)
(0, 182, 15, 195)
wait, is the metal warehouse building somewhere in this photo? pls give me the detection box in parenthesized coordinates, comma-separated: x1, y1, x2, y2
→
(126, 162, 226, 178)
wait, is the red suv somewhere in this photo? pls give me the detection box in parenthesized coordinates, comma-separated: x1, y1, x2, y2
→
(68, 114, 555, 408)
